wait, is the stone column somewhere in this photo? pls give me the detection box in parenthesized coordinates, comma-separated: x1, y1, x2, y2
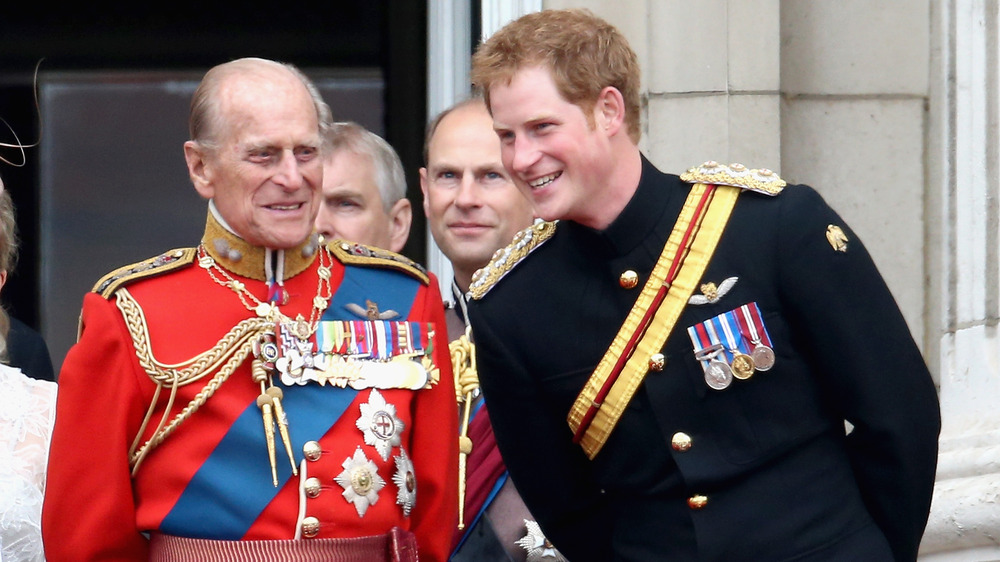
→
(919, 0, 1000, 559)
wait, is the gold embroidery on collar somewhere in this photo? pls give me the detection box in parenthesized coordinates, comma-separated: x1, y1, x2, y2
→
(201, 212, 318, 281)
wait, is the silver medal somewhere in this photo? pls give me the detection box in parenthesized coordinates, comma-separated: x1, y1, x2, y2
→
(704, 360, 733, 390)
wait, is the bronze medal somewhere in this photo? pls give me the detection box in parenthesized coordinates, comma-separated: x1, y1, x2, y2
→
(751, 344, 775, 371)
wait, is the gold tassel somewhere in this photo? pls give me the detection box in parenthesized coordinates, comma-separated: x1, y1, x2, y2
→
(256, 391, 279, 487)
(457, 398, 474, 530)
(267, 386, 298, 475)
(451, 328, 479, 530)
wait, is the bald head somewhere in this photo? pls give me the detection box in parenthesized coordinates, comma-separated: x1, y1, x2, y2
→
(420, 97, 534, 290)
(189, 58, 331, 149)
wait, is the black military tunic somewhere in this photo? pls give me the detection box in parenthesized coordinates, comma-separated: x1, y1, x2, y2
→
(467, 156, 940, 561)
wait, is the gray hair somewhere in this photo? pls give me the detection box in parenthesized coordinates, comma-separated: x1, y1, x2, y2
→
(325, 122, 407, 211)
(188, 57, 332, 149)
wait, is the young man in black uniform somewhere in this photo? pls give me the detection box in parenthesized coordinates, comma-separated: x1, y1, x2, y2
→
(467, 9, 940, 561)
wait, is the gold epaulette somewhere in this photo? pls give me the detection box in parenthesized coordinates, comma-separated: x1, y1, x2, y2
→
(680, 161, 786, 196)
(92, 248, 197, 299)
(328, 240, 429, 285)
(468, 220, 557, 301)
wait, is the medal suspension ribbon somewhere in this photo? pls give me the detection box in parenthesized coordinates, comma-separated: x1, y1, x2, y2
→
(568, 183, 741, 458)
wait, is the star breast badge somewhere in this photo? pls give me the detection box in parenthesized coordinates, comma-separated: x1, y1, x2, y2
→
(356, 389, 405, 461)
(392, 447, 417, 516)
(335, 447, 386, 517)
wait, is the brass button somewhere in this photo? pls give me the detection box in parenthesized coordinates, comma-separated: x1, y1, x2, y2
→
(304, 477, 322, 498)
(688, 495, 708, 510)
(301, 516, 320, 538)
(303, 441, 322, 462)
(648, 353, 665, 371)
(671, 432, 692, 452)
(619, 270, 639, 289)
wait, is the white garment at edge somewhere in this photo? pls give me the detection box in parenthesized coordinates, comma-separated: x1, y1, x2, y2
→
(0, 362, 56, 562)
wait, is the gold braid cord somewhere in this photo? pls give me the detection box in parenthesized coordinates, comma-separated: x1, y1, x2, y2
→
(450, 328, 478, 530)
(116, 288, 273, 474)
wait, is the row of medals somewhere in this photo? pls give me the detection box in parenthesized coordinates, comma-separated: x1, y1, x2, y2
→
(694, 341, 775, 390)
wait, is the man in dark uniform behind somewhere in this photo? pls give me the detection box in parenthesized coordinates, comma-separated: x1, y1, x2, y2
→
(466, 9, 940, 562)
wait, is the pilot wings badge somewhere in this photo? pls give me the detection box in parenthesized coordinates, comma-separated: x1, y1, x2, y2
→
(688, 277, 738, 305)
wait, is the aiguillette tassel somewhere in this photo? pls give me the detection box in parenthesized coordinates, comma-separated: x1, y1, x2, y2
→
(256, 392, 279, 487)
(267, 386, 298, 475)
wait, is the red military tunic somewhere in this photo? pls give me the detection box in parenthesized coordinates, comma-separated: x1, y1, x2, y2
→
(43, 213, 458, 561)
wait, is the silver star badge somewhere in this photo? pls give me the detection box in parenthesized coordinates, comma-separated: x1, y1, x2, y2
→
(392, 447, 417, 516)
(516, 519, 567, 562)
(356, 389, 404, 461)
(335, 447, 386, 517)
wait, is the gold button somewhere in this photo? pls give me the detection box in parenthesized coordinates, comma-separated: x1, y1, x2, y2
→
(459, 436, 473, 455)
(304, 477, 322, 498)
(671, 432, 692, 452)
(649, 353, 665, 371)
(619, 270, 639, 289)
(303, 441, 322, 462)
(688, 495, 708, 510)
(301, 516, 320, 538)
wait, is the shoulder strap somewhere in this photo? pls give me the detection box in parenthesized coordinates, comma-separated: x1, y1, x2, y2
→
(92, 248, 197, 299)
(680, 160, 786, 195)
(327, 240, 429, 285)
(468, 220, 557, 300)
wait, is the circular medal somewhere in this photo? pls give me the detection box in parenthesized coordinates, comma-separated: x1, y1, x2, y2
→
(731, 353, 755, 380)
(704, 360, 733, 390)
(751, 345, 775, 371)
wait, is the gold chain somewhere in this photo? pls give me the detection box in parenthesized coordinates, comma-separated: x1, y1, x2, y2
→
(197, 244, 334, 334)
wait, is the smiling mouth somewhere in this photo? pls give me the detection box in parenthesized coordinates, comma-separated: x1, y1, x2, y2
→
(266, 203, 304, 211)
(528, 172, 561, 189)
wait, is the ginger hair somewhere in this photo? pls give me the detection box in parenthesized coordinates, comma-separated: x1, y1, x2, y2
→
(471, 9, 641, 143)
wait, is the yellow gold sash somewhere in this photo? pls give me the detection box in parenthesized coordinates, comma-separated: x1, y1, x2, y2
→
(567, 183, 741, 459)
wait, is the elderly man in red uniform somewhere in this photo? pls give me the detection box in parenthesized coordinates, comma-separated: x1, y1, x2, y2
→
(42, 57, 457, 562)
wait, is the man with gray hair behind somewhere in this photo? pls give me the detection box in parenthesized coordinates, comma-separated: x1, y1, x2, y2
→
(316, 121, 412, 254)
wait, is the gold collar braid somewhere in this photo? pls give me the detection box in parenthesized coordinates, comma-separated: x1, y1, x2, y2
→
(201, 211, 319, 282)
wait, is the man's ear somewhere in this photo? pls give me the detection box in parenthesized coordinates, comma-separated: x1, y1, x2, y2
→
(184, 140, 215, 200)
(388, 198, 413, 254)
(594, 86, 626, 137)
(418, 167, 430, 214)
